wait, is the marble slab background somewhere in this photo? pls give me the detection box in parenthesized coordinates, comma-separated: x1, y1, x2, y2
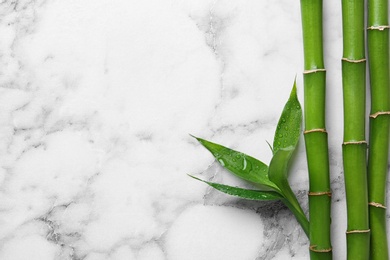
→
(0, 0, 388, 259)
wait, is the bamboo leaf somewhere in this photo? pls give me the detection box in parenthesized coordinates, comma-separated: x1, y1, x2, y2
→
(282, 197, 309, 237)
(273, 81, 302, 154)
(191, 135, 280, 191)
(189, 175, 284, 200)
(268, 148, 299, 211)
(268, 147, 294, 184)
(268, 147, 309, 235)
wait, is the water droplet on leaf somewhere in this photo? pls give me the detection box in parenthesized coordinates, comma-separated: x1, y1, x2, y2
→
(218, 159, 226, 166)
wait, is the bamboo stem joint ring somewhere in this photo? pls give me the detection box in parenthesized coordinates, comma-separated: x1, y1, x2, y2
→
(309, 245, 332, 253)
(370, 111, 390, 118)
(308, 191, 332, 197)
(303, 68, 326, 74)
(341, 57, 366, 63)
(346, 229, 371, 234)
(367, 25, 390, 31)
(369, 202, 387, 209)
(343, 141, 367, 145)
(304, 128, 327, 134)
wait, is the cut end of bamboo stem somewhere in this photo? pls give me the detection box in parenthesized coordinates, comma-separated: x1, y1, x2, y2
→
(370, 111, 390, 118)
(309, 245, 333, 253)
(369, 202, 387, 209)
(341, 57, 366, 63)
(304, 128, 327, 134)
(303, 68, 326, 74)
(367, 25, 390, 31)
(346, 229, 371, 234)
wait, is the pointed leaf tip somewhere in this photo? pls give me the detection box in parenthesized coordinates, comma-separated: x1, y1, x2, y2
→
(190, 135, 208, 146)
(193, 137, 280, 191)
(189, 134, 199, 140)
(188, 174, 202, 181)
(289, 80, 298, 100)
(272, 80, 302, 154)
(188, 175, 284, 201)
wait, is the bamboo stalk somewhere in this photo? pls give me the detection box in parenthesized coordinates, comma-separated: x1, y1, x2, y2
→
(367, 0, 390, 257)
(300, 0, 332, 259)
(341, 0, 370, 259)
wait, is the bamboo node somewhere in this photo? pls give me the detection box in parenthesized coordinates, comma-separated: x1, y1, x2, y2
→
(346, 229, 370, 234)
(309, 245, 332, 253)
(341, 57, 366, 63)
(369, 202, 387, 209)
(308, 191, 332, 197)
(342, 141, 367, 145)
(367, 25, 390, 31)
(303, 68, 326, 74)
(370, 111, 390, 118)
(304, 128, 327, 134)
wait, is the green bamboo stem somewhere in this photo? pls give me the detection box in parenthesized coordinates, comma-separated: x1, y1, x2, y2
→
(367, 0, 390, 257)
(341, 0, 370, 259)
(300, 0, 332, 259)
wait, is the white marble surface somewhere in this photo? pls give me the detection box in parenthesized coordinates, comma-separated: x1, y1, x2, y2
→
(0, 0, 388, 259)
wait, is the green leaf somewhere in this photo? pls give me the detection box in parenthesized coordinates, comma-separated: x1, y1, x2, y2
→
(268, 148, 309, 236)
(273, 81, 302, 154)
(282, 198, 309, 237)
(188, 175, 284, 200)
(191, 135, 280, 191)
(268, 148, 297, 207)
(268, 147, 294, 185)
